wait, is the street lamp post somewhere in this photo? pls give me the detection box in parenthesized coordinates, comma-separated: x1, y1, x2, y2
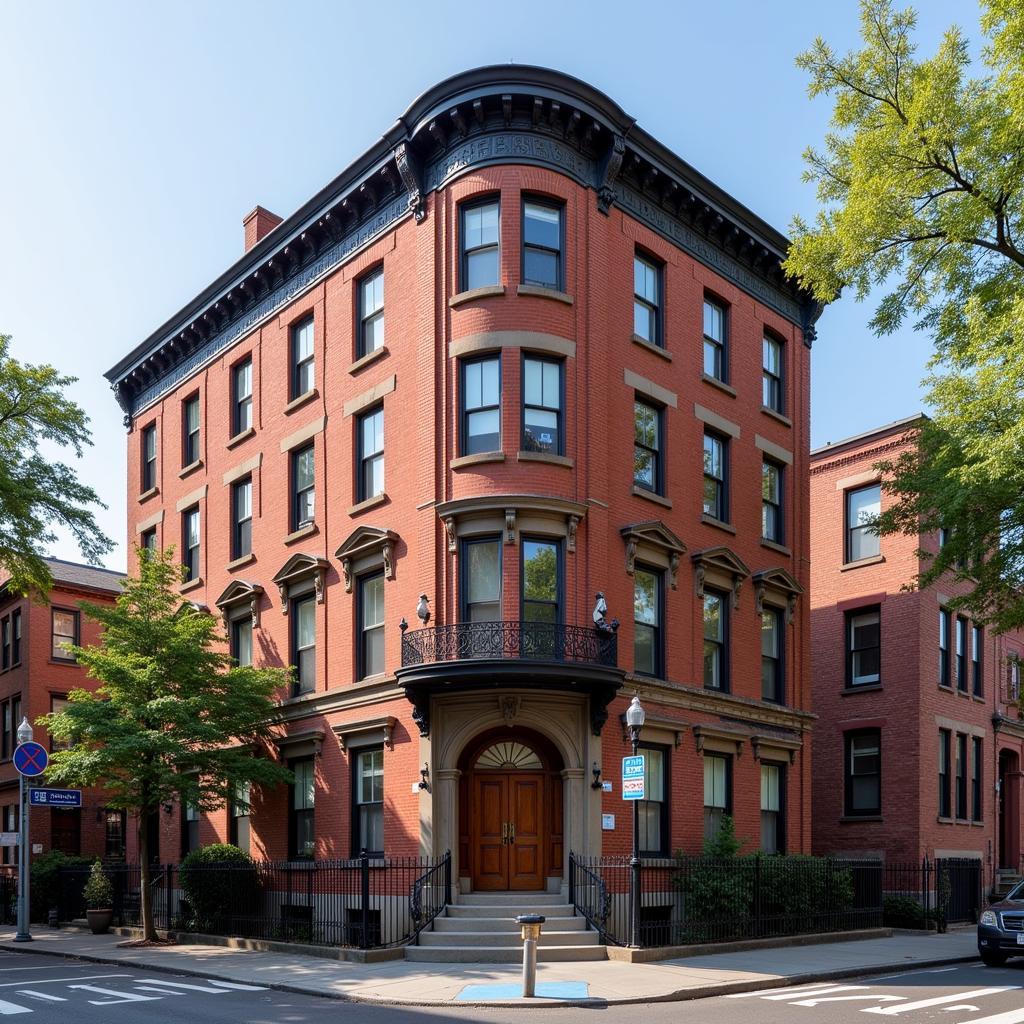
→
(625, 694, 645, 948)
(14, 716, 33, 943)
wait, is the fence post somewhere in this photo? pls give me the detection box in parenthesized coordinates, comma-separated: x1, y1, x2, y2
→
(360, 849, 370, 950)
(444, 850, 452, 907)
(922, 857, 930, 925)
(753, 857, 762, 938)
(568, 853, 575, 910)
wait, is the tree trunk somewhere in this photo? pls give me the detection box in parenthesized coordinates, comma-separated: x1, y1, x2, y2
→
(138, 800, 156, 942)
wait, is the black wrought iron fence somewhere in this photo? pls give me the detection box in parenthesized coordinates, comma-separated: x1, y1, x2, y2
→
(57, 852, 451, 949)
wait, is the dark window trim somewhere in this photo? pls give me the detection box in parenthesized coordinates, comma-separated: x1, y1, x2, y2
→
(939, 608, 952, 688)
(51, 607, 80, 663)
(141, 423, 157, 493)
(459, 354, 502, 456)
(459, 194, 501, 291)
(520, 195, 565, 291)
(761, 605, 785, 704)
(845, 604, 881, 688)
(844, 727, 881, 817)
(357, 571, 385, 680)
(182, 392, 201, 467)
(181, 504, 200, 582)
(938, 728, 951, 818)
(702, 293, 729, 383)
(633, 397, 665, 496)
(633, 562, 664, 679)
(351, 744, 385, 857)
(761, 760, 787, 855)
(231, 356, 254, 436)
(520, 353, 565, 456)
(10, 609, 21, 667)
(288, 757, 315, 861)
(459, 535, 503, 622)
(703, 587, 730, 693)
(702, 430, 729, 522)
(290, 314, 315, 400)
(762, 329, 785, 414)
(291, 443, 315, 531)
(638, 741, 670, 856)
(972, 624, 983, 697)
(703, 751, 733, 826)
(955, 732, 968, 819)
(844, 482, 881, 563)
(762, 458, 784, 544)
(356, 264, 385, 359)
(955, 615, 968, 692)
(972, 736, 983, 822)
(519, 535, 564, 624)
(290, 593, 316, 697)
(633, 249, 663, 348)
(357, 404, 385, 503)
(232, 476, 253, 559)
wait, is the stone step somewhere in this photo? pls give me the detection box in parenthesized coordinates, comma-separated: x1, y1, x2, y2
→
(434, 915, 588, 933)
(405, 944, 607, 964)
(458, 891, 566, 905)
(446, 903, 576, 919)
(419, 929, 599, 947)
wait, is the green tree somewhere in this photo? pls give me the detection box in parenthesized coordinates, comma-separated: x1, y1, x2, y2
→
(41, 547, 292, 942)
(785, 1, 1024, 631)
(0, 334, 112, 596)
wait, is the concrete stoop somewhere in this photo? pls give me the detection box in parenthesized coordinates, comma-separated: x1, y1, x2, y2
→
(406, 892, 606, 963)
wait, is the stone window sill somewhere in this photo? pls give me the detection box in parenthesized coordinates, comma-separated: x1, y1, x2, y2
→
(284, 523, 318, 545)
(226, 553, 256, 572)
(349, 493, 388, 517)
(701, 513, 736, 535)
(180, 577, 204, 594)
(516, 284, 574, 305)
(972, 694, 986, 703)
(348, 347, 389, 375)
(178, 459, 203, 480)
(937, 816, 955, 825)
(938, 684, 954, 693)
(761, 406, 792, 428)
(631, 335, 672, 361)
(632, 485, 672, 509)
(842, 683, 883, 695)
(702, 373, 737, 398)
(227, 427, 256, 450)
(449, 285, 505, 307)
(284, 389, 319, 416)
(518, 451, 574, 468)
(840, 554, 885, 571)
(138, 486, 159, 504)
(451, 452, 505, 469)
(760, 538, 791, 556)
(840, 815, 882, 823)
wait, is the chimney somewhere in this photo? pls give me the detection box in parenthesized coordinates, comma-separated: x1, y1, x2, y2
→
(243, 206, 283, 253)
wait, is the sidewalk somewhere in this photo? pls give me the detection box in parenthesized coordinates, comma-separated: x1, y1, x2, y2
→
(0, 927, 980, 1007)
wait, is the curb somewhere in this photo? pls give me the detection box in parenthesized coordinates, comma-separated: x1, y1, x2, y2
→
(0, 939, 981, 1008)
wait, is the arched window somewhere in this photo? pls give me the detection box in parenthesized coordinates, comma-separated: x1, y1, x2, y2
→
(475, 742, 542, 770)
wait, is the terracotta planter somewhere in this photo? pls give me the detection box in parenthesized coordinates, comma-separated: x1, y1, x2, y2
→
(86, 909, 113, 935)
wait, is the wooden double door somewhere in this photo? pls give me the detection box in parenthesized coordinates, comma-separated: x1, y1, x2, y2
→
(472, 772, 545, 891)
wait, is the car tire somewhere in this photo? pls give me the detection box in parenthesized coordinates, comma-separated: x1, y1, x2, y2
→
(982, 952, 1008, 967)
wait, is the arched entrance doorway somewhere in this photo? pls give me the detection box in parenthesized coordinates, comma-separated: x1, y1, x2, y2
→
(458, 727, 564, 892)
(999, 749, 1020, 870)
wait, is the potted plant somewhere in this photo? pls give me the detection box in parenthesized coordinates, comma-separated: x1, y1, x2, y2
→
(83, 860, 114, 935)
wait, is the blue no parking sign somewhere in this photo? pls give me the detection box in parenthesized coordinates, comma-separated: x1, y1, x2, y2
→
(13, 742, 48, 778)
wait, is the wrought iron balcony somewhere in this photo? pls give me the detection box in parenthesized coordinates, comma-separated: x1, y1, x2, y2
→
(400, 620, 618, 670)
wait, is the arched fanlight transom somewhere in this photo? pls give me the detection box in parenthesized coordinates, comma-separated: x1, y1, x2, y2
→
(476, 741, 542, 770)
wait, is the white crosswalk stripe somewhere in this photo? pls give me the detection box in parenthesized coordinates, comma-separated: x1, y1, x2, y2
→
(728, 983, 851, 998)
(208, 980, 269, 991)
(14, 991, 65, 1002)
(762, 984, 870, 1000)
(66, 984, 161, 1006)
(862, 986, 1020, 1015)
(948, 1009, 1024, 1024)
(132, 978, 230, 994)
(0, 1001, 30, 1016)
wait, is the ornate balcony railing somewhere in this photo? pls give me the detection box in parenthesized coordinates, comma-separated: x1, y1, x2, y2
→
(400, 620, 618, 669)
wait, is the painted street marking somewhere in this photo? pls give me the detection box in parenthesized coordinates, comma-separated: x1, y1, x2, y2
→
(763, 984, 869, 1000)
(208, 980, 269, 991)
(133, 978, 230, 994)
(15, 991, 65, 1002)
(0, 1002, 30, 1016)
(794, 994, 905, 1008)
(67, 984, 161, 1006)
(944, 1007, 981, 1013)
(728, 983, 852, 998)
(133, 986, 186, 996)
(928, 967, 960, 973)
(863, 987, 1020, 1015)
(0, 974, 132, 989)
(949, 1009, 1024, 1024)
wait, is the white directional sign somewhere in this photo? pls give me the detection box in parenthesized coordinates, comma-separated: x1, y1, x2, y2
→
(622, 755, 645, 801)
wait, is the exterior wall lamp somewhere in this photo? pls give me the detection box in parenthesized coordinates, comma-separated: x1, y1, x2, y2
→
(591, 763, 603, 789)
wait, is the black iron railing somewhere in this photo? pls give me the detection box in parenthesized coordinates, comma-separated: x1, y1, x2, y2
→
(56, 852, 451, 950)
(401, 620, 617, 668)
(568, 853, 618, 944)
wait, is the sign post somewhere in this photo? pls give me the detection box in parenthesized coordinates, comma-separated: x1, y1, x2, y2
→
(13, 735, 49, 943)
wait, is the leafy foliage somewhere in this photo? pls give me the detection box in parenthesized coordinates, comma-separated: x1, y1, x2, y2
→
(786, 1, 1024, 630)
(82, 860, 114, 909)
(179, 844, 260, 933)
(0, 335, 112, 596)
(30, 850, 90, 923)
(40, 547, 292, 938)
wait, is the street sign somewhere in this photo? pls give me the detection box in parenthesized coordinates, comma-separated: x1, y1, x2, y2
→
(0, 833, 16, 848)
(29, 789, 81, 808)
(12, 742, 48, 778)
(622, 754, 645, 801)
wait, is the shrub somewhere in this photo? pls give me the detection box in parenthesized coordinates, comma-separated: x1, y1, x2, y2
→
(30, 850, 90, 923)
(83, 860, 113, 909)
(178, 843, 260, 933)
(883, 894, 928, 928)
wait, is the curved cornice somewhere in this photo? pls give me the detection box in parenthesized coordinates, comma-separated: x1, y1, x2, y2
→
(106, 64, 824, 424)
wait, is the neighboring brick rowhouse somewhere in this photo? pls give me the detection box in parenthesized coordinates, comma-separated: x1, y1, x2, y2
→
(810, 417, 1024, 891)
(107, 66, 822, 885)
(243, 206, 283, 253)
(0, 559, 126, 871)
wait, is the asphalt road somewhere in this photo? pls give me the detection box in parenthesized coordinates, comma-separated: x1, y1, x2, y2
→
(7, 951, 1024, 1023)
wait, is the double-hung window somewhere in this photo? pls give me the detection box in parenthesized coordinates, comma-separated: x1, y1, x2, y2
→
(522, 357, 562, 455)
(232, 477, 252, 558)
(846, 484, 881, 561)
(522, 538, 561, 659)
(703, 754, 731, 841)
(702, 432, 727, 521)
(955, 733, 968, 819)
(522, 199, 562, 290)
(230, 782, 251, 854)
(1, 618, 8, 670)
(354, 746, 384, 856)
(703, 590, 728, 691)
(141, 424, 157, 492)
(938, 729, 952, 817)
(358, 406, 384, 501)
(761, 608, 784, 703)
(633, 253, 661, 346)
(638, 745, 668, 855)
(10, 611, 20, 666)
(104, 809, 126, 859)
(462, 537, 501, 622)
(972, 737, 983, 822)
(461, 357, 500, 455)
(845, 730, 881, 816)
(359, 573, 385, 679)
(633, 400, 662, 494)
(182, 506, 200, 582)
(291, 594, 315, 695)
(633, 566, 662, 678)
(972, 625, 983, 696)
(847, 608, 880, 686)
(289, 758, 315, 860)
(762, 460, 783, 543)
(291, 316, 315, 399)
(955, 617, 968, 692)
(761, 763, 785, 853)
(292, 444, 315, 530)
(762, 335, 783, 412)
(703, 298, 726, 381)
(939, 609, 951, 687)
(181, 800, 199, 857)
(461, 199, 499, 289)
(358, 267, 385, 358)
(52, 609, 79, 661)
(182, 394, 200, 466)
(233, 358, 253, 436)
(141, 527, 157, 554)
(49, 695, 70, 752)
(231, 617, 253, 667)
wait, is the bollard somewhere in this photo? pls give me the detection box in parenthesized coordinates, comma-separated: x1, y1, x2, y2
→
(516, 914, 545, 997)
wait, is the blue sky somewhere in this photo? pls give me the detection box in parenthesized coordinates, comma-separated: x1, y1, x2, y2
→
(0, 0, 977, 571)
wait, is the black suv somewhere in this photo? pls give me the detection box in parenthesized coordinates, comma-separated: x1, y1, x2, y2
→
(979, 883, 1024, 966)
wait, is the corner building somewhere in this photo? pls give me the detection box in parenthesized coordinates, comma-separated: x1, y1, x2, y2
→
(107, 67, 822, 892)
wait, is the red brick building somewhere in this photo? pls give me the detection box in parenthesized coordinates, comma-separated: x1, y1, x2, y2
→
(810, 416, 1024, 893)
(0, 558, 127, 867)
(105, 66, 823, 894)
